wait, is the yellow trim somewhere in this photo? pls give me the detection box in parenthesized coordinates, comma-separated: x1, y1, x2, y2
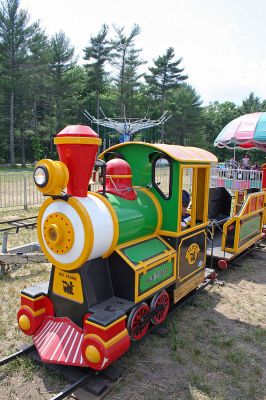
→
(20, 305, 46, 317)
(89, 192, 119, 258)
(85, 329, 128, 349)
(35, 159, 69, 196)
(115, 234, 175, 271)
(178, 165, 210, 234)
(37, 197, 94, 270)
(177, 230, 206, 282)
(107, 174, 132, 178)
(85, 315, 127, 331)
(21, 294, 44, 302)
(136, 187, 163, 233)
(54, 137, 102, 145)
(99, 142, 217, 163)
(134, 253, 177, 302)
(222, 191, 265, 253)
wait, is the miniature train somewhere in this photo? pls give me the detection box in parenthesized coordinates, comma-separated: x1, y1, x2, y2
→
(17, 125, 266, 371)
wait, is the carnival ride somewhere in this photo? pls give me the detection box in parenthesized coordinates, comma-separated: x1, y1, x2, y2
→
(7, 123, 263, 376)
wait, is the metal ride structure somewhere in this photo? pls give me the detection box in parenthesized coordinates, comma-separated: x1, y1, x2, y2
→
(0, 216, 46, 275)
(84, 108, 171, 144)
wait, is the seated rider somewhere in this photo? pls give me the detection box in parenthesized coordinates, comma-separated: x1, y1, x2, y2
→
(181, 190, 191, 228)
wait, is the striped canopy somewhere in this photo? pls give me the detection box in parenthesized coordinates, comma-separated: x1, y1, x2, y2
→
(214, 112, 266, 151)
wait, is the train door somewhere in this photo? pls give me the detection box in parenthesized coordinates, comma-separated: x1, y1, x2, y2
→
(176, 165, 210, 288)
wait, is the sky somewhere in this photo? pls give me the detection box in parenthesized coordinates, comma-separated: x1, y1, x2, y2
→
(20, 0, 266, 105)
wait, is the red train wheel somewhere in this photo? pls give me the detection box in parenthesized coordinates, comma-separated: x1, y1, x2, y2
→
(127, 302, 150, 341)
(150, 290, 170, 325)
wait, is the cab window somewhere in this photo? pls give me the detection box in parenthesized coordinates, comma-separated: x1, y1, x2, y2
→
(152, 156, 172, 199)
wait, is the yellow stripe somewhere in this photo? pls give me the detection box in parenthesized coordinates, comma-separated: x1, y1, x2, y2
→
(54, 137, 102, 145)
(85, 329, 128, 349)
(85, 315, 126, 331)
(89, 192, 119, 258)
(20, 305, 46, 317)
(107, 174, 132, 178)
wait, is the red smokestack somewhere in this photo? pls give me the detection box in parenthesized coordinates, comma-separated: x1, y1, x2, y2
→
(54, 125, 101, 197)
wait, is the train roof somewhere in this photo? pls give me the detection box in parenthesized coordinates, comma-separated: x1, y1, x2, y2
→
(99, 142, 218, 163)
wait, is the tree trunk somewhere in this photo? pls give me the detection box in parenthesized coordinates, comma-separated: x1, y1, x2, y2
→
(9, 91, 15, 166)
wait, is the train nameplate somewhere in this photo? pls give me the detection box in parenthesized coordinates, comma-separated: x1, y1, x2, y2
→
(52, 269, 84, 303)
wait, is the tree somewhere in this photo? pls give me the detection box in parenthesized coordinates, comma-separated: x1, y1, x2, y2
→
(202, 101, 241, 160)
(240, 92, 262, 114)
(0, 0, 38, 165)
(49, 31, 75, 132)
(145, 47, 188, 140)
(111, 24, 144, 116)
(166, 84, 204, 145)
(83, 24, 113, 130)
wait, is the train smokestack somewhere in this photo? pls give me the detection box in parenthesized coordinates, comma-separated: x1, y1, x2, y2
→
(54, 125, 101, 197)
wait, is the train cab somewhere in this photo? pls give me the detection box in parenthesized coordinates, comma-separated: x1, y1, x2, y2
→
(100, 142, 217, 304)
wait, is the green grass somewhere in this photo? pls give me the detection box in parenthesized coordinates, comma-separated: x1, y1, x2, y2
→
(0, 165, 34, 173)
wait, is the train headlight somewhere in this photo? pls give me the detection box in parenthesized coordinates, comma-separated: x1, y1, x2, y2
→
(34, 159, 69, 196)
(34, 166, 48, 187)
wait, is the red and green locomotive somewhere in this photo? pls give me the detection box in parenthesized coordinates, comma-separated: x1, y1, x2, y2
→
(17, 124, 263, 371)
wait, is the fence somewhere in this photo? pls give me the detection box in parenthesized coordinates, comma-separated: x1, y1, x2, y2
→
(0, 172, 102, 210)
(210, 168, 263, 191)
(0, 167, 264, 210)
(0, 173, 43, 209)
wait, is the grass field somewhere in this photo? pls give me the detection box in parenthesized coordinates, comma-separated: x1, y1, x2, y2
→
(0, 207, 265, 400)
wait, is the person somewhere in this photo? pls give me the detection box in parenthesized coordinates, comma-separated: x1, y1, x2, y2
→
(242, 154, 250, 170)
(252, 162, 259, 170)
(230, 157, 238, 169)
(181, 190, 191, 228)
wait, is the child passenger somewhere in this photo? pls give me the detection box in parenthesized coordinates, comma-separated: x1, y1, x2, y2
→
(181, 190, 191, 228)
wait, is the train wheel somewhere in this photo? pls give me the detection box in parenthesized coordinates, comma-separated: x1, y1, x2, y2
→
(150, 290, 170, 325)
(218, 259, 228, 270)
(127, 302, 150, 341)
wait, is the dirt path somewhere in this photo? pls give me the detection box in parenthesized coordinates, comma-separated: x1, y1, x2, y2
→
(0, 249, 265, 400)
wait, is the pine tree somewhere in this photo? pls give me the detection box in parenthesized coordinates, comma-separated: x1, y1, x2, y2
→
(111, 24, 144, 116)
(0, 0, 38, 165)
(49, 31, 75, 133)
(167, 84, 203, 145)
(145, 47, 188, 140)
(83, 24, 112, 129)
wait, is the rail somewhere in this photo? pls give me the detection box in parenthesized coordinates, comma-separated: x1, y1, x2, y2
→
(210, 168, 263, 191)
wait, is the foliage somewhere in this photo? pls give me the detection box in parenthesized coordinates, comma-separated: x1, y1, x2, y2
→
(0, 3, 265, 165)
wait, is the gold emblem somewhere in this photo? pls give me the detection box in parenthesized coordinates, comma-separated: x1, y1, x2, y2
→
(186, 243, 200, 265)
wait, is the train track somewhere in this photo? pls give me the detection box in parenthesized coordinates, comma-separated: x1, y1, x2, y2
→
(0, 216, 38, 233)
(0, 270, 216, 400)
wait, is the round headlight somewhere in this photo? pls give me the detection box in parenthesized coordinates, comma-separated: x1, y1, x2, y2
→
(34, 166, 48, 187)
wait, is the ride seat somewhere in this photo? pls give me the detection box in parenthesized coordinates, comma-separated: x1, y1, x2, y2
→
(208, 187, 232, 226)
